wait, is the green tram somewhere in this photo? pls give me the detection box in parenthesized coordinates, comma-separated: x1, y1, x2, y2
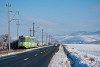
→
(18, 36, 37, 48)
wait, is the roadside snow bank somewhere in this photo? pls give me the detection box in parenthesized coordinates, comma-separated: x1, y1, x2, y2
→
(0, 46, 51, 58)
(48, 45, 71, 67)
(64, 45, 100, 67)
(0, 49, 35, 58)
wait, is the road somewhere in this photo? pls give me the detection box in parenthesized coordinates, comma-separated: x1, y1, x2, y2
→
(0, 45, 59, 67)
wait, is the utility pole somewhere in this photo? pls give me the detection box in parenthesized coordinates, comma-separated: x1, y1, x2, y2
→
(33, 22, 35, 36)
(51, 36, 52, 43)
(16, 20, 20, 39)
(46, 33, 48, 45)
(7, 0, 11, 51)
(49, 35, 51, 44)
(42, 29, 43, 45)
(29, 28, 32, 36)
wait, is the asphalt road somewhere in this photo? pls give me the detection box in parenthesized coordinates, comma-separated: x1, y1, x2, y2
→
(0, 45, 59, 67)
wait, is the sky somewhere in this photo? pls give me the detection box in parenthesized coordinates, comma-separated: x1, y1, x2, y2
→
(0, 0, 100, 39)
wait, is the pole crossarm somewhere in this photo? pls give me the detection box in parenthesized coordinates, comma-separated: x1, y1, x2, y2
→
(10, 11, 19, 22)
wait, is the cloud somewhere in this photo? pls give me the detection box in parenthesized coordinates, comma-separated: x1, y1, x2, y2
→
(19, 16, 61, 35)
(24, 16, 58, 26)
(21, 16, 60, 29)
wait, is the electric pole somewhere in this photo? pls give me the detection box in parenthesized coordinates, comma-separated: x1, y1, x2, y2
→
(7, 0, 11, 51)
(29, 28, 32, 36)
(51, 36, 52, 43)
(42, 29, 43, 45)
(16, 20, 20, 39)
(49, 35, 51, 44)
(33, 22, 35, 36)
(46, 33, 48, 45)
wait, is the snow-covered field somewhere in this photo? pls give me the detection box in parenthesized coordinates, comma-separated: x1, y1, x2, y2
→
(64, 44, 100, 67)
(65, 44, 100, 58)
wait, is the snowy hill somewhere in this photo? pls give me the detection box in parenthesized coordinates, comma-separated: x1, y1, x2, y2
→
(70, 31, 100, 36)
(55, 31, 100, 44)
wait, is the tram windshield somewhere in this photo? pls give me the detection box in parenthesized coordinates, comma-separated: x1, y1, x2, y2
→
(19, 37, 25, 42)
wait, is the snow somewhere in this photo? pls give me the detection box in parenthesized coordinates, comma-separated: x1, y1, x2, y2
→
(1, 44, 100, 67)
(64, 44, 100, 67)
(48, 45, 71, 67)
(0, 48, 36, 58)
(54, 35, 74, 42)
(65, 44, 100, 57)
(55, 34, 100, 44)
(80, 35, 100, 42)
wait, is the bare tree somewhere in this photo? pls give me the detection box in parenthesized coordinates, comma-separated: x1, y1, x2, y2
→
(0, 34, 8, 50)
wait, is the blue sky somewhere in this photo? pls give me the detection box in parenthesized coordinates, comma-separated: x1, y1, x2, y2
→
(0, 0, 100, 38)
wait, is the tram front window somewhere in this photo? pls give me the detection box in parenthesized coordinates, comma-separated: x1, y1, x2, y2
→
(19, 37, 25, 42)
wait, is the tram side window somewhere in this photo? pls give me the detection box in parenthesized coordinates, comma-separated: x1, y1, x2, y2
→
(33, 38, 36, 43)
(19, 37, 25, 42)
(35, 39, 36, 43)
(26, 38, 32, 42)
(32, 39, 34, 42)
